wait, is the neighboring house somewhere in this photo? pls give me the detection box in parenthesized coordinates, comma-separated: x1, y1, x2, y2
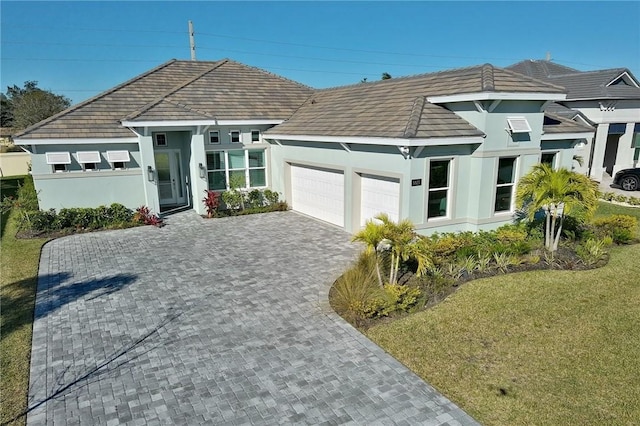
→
(15, 59, 594, 235)
(507, 60, 640, 181)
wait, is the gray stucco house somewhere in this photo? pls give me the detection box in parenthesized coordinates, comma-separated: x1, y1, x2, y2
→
(15, 58, 596, 235)
(507, 60, 640, 181)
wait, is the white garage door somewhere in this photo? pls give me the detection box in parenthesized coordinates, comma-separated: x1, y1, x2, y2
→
(360, 174, 400, 226)
(290, 164, 345, 227)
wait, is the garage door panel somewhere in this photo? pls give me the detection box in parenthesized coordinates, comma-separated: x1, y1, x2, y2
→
(361, 174, 400, 226)
(291, 164, 344, 227)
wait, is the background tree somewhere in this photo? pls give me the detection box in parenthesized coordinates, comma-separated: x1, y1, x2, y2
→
(516, 164, 599, 252)
(381, 72, 392, 80)
(2, 81, 71, 130)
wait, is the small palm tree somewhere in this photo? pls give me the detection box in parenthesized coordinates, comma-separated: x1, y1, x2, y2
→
(353, 214, 432, 286)
(516, 164, 599, 252)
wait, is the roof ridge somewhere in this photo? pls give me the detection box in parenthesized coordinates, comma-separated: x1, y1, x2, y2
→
(403, 96, 426, 138)
(481, 64, 495, 91)
(15, 59, 179, 138)
(223, 58, 315, 91)
(499, 67, 567, 92)
(162, 99, 217, 119)
(122, 60, 226, 121)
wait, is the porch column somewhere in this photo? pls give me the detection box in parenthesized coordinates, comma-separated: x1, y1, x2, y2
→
(589, 123, 609, 182)
(138, 135, 161, 214)
(614, 123, 635, 174)
(190, 133, 208, 215)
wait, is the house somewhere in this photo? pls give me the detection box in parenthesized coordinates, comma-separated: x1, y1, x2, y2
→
(507, 60, 640, 181)
(15, 59, 595, 235)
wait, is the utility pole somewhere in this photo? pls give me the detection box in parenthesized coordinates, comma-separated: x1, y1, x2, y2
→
(188, 20, 196, 61)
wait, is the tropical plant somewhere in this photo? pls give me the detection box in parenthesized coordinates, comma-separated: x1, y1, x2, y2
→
(516, 164, 599, 252)
(202, 190, 220, 218)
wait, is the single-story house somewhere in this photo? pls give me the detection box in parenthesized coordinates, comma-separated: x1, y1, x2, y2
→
(507, 60, 640, 181)
(15, 59, 596, 234)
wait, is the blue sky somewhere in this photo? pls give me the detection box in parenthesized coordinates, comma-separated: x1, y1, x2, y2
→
(2, 1, 639, 104)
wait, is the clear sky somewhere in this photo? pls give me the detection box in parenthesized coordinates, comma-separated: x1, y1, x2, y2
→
(2, 1, 639, 104)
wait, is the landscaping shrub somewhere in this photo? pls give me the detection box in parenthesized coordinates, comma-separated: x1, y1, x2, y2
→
(202, 190, 220, 218)
(133, 206, 163, 227)
(246, 189, 265, 208)
(330, 251, 381, 325)
(591, 215, 638, 244)
(263, 189, 280, 205)
(576, 237, 611, 266)
(628, 196, 640, 206)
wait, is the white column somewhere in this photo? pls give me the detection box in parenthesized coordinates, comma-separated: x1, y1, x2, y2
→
(138, 135, 161, 214)
(190, 133, 208, 215)
(613, 123, 635, 174)
(589, 123, 609, 181)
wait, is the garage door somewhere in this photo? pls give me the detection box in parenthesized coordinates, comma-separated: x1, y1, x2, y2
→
(290, 164, 345, 227)
(360, 174, 400, 226)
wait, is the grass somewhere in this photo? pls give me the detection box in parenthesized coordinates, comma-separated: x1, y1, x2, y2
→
(366, 204, 640, 425)
(594, 200, 640, 220)
(0, 208, 48, 425)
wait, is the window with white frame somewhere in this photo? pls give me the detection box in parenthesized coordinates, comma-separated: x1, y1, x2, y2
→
(540, 152, 557, 169)
(251, 130, 260, 143)
(230, 130, 241, 143)
(209, 130, 220, 144)
(506, 117, 531, 133)
(76, 151, 101, 171)
(495, 157, 517, 213)
(154, 133, 167, 146)
(206, 149, 266, 190)
(427, 159, 450, 218)
(106, 150, 130, 170)
(45, 152, 72, 173)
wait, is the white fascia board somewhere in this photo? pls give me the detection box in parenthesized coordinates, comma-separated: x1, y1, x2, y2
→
(427, 92, 567, 103)
(14, 137, 139, 146)
(541, 132, 594, 141)
(121, 119, 284, 127)
(264, 133, 484, 147)
(606, 71, 640, 88)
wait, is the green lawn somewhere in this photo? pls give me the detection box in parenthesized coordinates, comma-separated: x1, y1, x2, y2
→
(594, 200, 640, 220)
(367, 206, 640, 425)
(0, 208, 48, 425)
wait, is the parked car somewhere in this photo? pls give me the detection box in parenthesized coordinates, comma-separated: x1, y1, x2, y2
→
(613, 168, 640, 191)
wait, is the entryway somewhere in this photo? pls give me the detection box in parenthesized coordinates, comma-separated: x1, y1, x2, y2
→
(155, 150, 187, 209)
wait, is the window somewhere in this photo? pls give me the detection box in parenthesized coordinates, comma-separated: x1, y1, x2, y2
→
(45, 152, 71, 173)
(540, 152, 557, 169)
(633, 124, 640, 162)
(427, 160, 450, 218)
(230, 130, 241, 143)
(209, 131, 220, 144)
(251, 130, 261, 143)
(154, 133, 167, 146)
(76, 151, 101, 171)
(495, 157, 517, 213)
(106, 150, 130, 170)
(506, 117, 532, 133)
(206, 149, 267, 190)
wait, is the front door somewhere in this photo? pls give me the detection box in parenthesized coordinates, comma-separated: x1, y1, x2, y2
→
(155, 150, 186, 206)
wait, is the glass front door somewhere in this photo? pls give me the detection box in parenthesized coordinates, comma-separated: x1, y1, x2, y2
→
(155, 150, 186, 206)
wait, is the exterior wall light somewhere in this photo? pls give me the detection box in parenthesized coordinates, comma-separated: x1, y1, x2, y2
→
(199, 163, 206, 179)
(147, 166, 155, 182)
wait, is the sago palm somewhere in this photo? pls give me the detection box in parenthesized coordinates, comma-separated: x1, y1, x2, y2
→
(516, 164, 599, 251)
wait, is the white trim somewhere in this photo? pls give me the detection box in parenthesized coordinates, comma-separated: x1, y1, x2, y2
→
(428, 92, 566, 103)
(606, 71, 640, 88)
(75, 151, 101, 164)
(121, 119, 284, 127)
(230, 130, 242, 143)
(250, 129, 261, 143)
(264, 133, 485, 147)
(541, 132, 594, 140)
(14, 137, 138, 146)
(154, 133, 167, 146)
(45, 152, 72, 164)
(106, 150, 131, 162)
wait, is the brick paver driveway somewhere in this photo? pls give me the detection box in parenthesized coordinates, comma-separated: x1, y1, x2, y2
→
(28, 211, 477, 425)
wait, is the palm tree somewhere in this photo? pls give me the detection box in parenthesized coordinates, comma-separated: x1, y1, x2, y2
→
(353, 214, 433, 286)
(516, 164, 599, 251)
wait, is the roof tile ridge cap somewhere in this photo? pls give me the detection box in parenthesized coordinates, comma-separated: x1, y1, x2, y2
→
(499, 67, 567, 92)
(225, 59, 315, 91)
(282, 93, 317, 121)
(15, 59, 179, 138)
(481, 63, 495, 92)
(162, 99, 217, 119)
(122, 60, 227, 121)
(403, 96, 426, 138)
(315, 63, 488, 92)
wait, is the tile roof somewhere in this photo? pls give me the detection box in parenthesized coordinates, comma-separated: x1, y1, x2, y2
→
(267, 64, 564, 139)
(543, 112, 594, 134)
(16, 59, 314, 140)
(507, 60, 640, 100)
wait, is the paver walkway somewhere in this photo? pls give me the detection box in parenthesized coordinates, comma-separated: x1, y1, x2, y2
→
(28, 211, 478, 425)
